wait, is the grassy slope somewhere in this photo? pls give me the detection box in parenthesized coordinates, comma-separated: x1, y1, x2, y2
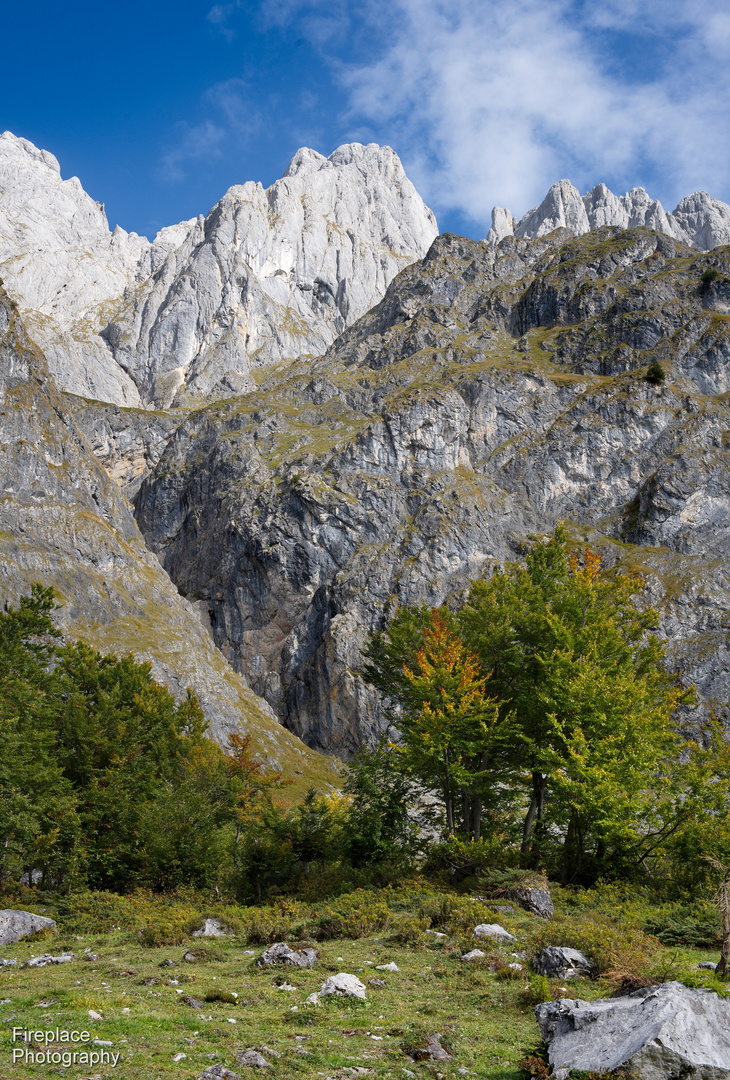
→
(0, 888, 722, 1080)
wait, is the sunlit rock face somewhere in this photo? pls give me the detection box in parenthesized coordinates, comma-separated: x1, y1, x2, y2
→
(134, 227, 730, 755)
(487, 178, 730, 251)
(0, 132, 437, 408)
(0, 279, 342, 787)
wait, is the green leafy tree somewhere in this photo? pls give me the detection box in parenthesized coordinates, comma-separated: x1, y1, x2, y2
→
(342, 740, 421, 867)
(364, 529, 691, 882)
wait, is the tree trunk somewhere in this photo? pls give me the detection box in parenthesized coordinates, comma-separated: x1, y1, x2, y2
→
(461, 789, 471, 838)
(717, 870, 730, 977)
(472, 794, 483, 842)
(443, 753, 455, 836)
(562, 808, 582, 885)
(521, 772, 546, 867)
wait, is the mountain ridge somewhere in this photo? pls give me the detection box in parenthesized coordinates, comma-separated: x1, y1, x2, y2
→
(488, 178, 730, 251)
(0, 131, 437, 409)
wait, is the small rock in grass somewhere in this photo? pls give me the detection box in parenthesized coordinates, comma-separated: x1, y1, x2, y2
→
(0, 959, 17, 967)
(172, 1052, 187, 1062)
(461, 949, 486, 962)
(305, 992, 321, 1006)
(320, 973, 367, 1000)
(473, 924, 516, 943)
(368, 979, 386, 987)
(192, 919, 231, 938)
(26, 952, 74, 967)
(183, 950, 197, 963)
(160, 958, 178, 967)
(88, 1010, 103, 1021)
(199, 1066, 240, 1080)
(410, 1033, 451, 1062)
(376, 962, 399, 971)
(697, 961, 717, 971)
(236, 1049, 271, 1067)
(83, 953, 99, 962)
(179, 995, 206, 1009)
(533, 946, 596, 979)
(257, 942, 318, 968)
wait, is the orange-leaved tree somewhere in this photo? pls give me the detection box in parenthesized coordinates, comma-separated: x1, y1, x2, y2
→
(397, 610, 517, 839)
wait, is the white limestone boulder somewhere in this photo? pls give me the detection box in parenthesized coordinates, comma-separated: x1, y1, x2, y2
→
(0, 909, 56, 945)
(256, 942, 318, 967)
(533, 946, 596, 979)
(536, 981, 730, 1080)
(473, 923, 516, 943)
(319, 973, 367, 1000)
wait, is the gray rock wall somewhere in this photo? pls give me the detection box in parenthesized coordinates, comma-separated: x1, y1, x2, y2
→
(0, 281, 340, 785)
(134, 228, 730, 754)
(0, 132, 437, 409)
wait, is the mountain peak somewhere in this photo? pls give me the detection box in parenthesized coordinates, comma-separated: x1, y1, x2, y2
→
(488, 180, 730, 251)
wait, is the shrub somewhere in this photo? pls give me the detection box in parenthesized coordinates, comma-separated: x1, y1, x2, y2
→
(59, 890, 142, 934)
(311, 895, 392, 940)
(242, 900, 308, 944)
(388, 914, 430, 945)
(519, 1042, 551, 1080)
(701, 268, 721, 284)
(643, 913, 720, 948)
(528, 916, 662, 983)
(415, 892, 505, 934)
(520, 976, 552, 1006)
(645, 359, 666, 385)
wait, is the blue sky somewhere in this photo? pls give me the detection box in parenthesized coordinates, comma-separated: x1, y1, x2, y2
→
(3, 0, 730, 240)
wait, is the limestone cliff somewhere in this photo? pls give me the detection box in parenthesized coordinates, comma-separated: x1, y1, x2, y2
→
(0, 280, 340, 790)
(0, 133, 437, 408)
(488, 179, 730, 251)
(133, 227, 730, 755)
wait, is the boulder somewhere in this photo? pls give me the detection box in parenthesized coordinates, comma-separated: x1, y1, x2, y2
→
(25, 952, 74, 967)
(319, 973, 367, 1000)
(0, 909, 56, 945)
(473, 923, 516, 943)
(235, 1050, 271, 1068)
(199, 1067, 240, 1080)
(192, 919, 231, 938)
(257, 942, 318, 968)
(410, 1033, 452, 1062)
(536, 981, 730, 1080)
(499, 881, 554, 920)
(533, 947, 596, 978)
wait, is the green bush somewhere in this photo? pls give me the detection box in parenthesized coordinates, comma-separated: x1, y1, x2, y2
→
(643, 913, 720, 948)
(415, 892, 503, 935)
(528, 916, 661, 981)
(59, 890, 142, 934)
(242, 900, 308, 944)
(388, 914, 429, 945)
(645, 359, 666, 385)
(521, 976, 552, 1006)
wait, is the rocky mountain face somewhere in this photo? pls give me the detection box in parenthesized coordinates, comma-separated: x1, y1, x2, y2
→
(3, 130, 730, 764)
(0, 132, 437, 409)
(132, 226, 730, 755)
(0, 279, 340, 789)
(488, 179, 730, 251)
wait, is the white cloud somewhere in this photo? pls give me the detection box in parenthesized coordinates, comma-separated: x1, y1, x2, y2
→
(284, 0, 730, 231)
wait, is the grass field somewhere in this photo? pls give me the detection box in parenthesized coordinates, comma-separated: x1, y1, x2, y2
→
(0, 886, 723, 1080)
